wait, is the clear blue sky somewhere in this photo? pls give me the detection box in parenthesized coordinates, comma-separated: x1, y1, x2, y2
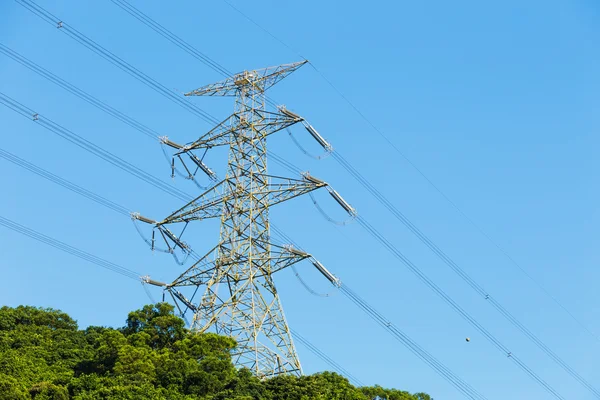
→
(1, 0, 599, 398)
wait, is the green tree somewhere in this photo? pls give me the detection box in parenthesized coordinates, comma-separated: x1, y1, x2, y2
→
(122, 303, 185, 350)
(0, 303, 431, 400)
(0, 375, 29, 400)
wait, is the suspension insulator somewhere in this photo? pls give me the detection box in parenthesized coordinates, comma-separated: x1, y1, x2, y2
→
(160, 227, 188, 251)
(279, 106, 303, 120)
(285, 245, 310, 258)
(159, 136, 184, 149)
(301, 171, 327, 186)
(303, 122, 333, 152)
(141, 276, 167, 287)
(311, 259, 340, 287)
(171, 289, 197, 312)
(327, 188, 357, 217)
(131, 212, 157, 225)
(188, 153, 217, 180)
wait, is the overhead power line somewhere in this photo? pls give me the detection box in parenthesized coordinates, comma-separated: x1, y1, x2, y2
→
(109, 0, 233, 79)
(1, 15, 478, 388)
(0, 147, 130, 216)
(0, 214, 141, 280)
(217, 0, 599, 347)
(0, 206, 358, 387)
(271, 225, 486, 400)
(354, 216, 566, 399)
(290, 329, 363, 387)
(9, 2, 576, 396)
(15, 0, 219, 126)
(107, 0, 286, 111)
(220, 0, 307, 61)
(0, 42, 216, 191)
(0, 91, 191, 203)
(333, 152, 600, 397)
(100, 2, 599, 395)
(0, 126, 363, 385)
(97, 2, 584, 394)
(19, 0, 587, 363)
(0, 142, 364, 388)
(0, 43, 159, 141)
(339, 285, 487, 400)
(1, 8, 364, 379)
(100, 4, 600, 387)
(269, 157, 566, 399)
(2, 76, 486, 400)
(3, 43, 592, 396)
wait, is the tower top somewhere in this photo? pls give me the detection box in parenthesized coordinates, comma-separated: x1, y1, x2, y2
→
(184, 60, 308, 97)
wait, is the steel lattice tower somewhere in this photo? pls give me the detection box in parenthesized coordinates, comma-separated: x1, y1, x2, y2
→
(134, 61, 351, 377)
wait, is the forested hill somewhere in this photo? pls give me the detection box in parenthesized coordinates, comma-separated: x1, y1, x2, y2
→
(0, 303, 431, 400)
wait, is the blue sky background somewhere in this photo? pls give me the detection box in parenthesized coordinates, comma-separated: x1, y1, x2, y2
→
(0, 0, 599, 398)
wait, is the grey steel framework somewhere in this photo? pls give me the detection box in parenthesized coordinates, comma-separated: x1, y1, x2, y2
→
(134, 61, 353, 378)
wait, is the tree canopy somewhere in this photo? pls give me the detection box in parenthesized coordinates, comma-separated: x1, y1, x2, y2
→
(0, 303, 431, 400)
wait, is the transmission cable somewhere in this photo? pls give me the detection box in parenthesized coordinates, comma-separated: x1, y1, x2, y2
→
(0, 43, 159, 141)
(270, 226, 486, 399)
(0, 17, 360, 380)
(0, 210, 358, 389)
(331, 152, 600, 396)
(20, 2, 582, 347)
(101, 3, 599, 376)
(0, 128, 469, 396)
(103, 0, 596, 366)
(1, 112, 481, 398)
(214, 0, 599, 348)
(269, 156, 566, 398)
(9, 3, 571, 394)
(358, 153, 600, 351)
(106, 0, 288, 111)
(0, 43, 217, 188)
(109, 0, 233, 79)
(355, 216, 565, 399)
(15, 0, 219, 126)
(286, 127, 331, 160)
(0, 137, 362, 387)
(0, 147, 130, 217)
(290, 328, 363, 387)
(12, 3, 583, 392)
(270, 225, 333, 298)
(0, 91, 191, 203)
(339, 284, 488, 400)
(142, 281, 158, 304)
(102, 2, 600, 392)
(1, 206, 352, 391)
(0, 214, 141, 280)
(0, 90, 241, 269)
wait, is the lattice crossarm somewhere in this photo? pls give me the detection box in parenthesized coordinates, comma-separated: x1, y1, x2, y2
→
(170, 243, 222, 286)
(160, 180, 229, 224)
(184, 112, 240, 149)
(268, 243, 312, 274)
(184, 60, 307, 97)
(181, 110, 303, 152)
(263, 174, 328, 206)
(184, 78, 240, 97)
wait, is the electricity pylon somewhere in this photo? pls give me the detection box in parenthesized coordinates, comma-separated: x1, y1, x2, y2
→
(134, 61, 353, 378)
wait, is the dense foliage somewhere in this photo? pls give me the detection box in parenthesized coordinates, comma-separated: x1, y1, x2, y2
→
(0, 303, 431, 400)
